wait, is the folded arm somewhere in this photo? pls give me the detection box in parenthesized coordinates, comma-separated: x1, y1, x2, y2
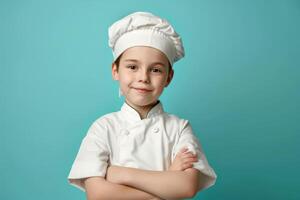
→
(84, 176, 162, 200)
(84, 147, 201, 200)
(106, 166, 200, 200)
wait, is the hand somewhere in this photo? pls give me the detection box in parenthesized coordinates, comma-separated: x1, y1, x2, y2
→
(168, 147, 198, 171)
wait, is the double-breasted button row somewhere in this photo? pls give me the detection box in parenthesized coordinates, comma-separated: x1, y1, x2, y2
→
(120, 127, 160, 136)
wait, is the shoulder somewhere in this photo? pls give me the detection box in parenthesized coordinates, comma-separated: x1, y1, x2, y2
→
(86, 111, 122, 136)
(92, 111, 122, 126)
(162, 112, 191, 129)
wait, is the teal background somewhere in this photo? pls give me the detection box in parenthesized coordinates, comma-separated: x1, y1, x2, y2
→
(1, 0, 299, 199)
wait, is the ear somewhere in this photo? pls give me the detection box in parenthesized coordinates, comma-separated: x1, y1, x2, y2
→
(112, 63, 119, 80)
(165, 68, 174, 87)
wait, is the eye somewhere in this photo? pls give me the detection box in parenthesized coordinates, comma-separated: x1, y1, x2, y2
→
(126, 65, 137, 70)
(151, 67, 163, 73)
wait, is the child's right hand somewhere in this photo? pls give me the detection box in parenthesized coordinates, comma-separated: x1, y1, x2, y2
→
(168, 147, 198, 171)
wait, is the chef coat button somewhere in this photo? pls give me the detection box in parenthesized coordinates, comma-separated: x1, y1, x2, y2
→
(153, 127, 159, 133)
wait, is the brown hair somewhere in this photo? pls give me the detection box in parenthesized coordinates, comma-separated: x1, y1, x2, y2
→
(114, 53, 122, 71)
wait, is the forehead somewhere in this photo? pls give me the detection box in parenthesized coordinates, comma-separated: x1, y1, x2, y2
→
(120, 46, 169, 65)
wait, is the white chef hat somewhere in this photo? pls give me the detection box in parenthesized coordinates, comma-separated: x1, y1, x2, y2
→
(108, 11, 185, 65)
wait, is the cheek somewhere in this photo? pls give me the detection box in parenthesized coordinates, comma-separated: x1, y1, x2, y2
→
(154, 76, 168, 90)
(119, 75, 132, 88)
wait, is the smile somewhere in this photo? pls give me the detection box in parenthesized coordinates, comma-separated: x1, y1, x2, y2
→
(132, 87, 153, 93)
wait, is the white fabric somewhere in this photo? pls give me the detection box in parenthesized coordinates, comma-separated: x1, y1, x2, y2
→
(108, 12, 185, 65)
(68, 101, 217, 192)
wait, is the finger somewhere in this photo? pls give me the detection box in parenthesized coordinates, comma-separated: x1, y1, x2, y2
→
(182, 162, 194, 170)
(181, 152, 198, 158)
(179, 147, 189, 154)
(183, 158, 198, 163)
(180, 147, 189, 153)
(183, 151, 197, 156)
(181, 157, 198, 163)
(178, 153, 196, 161)
(183, 157, 198, 163)
(183, 150, 196, 154)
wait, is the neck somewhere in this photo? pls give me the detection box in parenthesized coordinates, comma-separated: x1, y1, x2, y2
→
(125, 100, 159, 119)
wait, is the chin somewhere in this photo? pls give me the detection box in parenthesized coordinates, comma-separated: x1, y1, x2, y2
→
(129, 99, 158, 107)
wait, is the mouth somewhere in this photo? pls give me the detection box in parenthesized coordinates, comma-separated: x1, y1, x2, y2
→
(132, 87, 153, 93)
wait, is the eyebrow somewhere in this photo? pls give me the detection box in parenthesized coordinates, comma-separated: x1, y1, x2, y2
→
(123, 59, 166, 66)
(123, 59, 139, 63)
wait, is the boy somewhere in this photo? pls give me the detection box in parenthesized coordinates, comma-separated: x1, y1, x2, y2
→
(68, 11, 217, 200)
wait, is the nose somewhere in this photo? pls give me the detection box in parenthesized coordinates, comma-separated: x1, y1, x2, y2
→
(138, 68, 150, 83)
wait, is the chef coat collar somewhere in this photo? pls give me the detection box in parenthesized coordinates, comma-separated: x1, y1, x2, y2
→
(121, 100, 164, 122)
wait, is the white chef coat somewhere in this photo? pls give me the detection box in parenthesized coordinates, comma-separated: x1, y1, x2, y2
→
(68, 101, 217, 192)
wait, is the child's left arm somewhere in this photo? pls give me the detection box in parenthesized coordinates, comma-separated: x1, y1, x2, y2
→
(106, 148, 202, 200)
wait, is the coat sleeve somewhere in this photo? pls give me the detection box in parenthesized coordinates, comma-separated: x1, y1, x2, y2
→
(67, 121, 110, 191)
(172, 120, 217, 192)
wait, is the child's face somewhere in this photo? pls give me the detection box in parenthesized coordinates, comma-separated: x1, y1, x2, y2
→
(112, 46, 173, 108)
